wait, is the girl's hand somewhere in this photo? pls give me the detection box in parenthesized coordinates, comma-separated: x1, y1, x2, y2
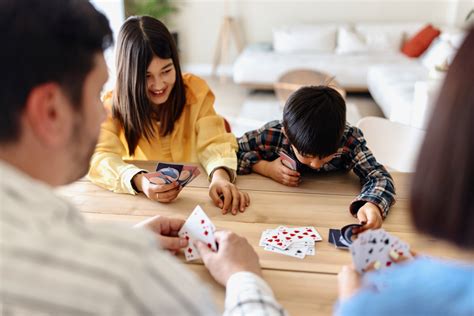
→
(133, 173, 181, 203)
(209, 169, 250, 215)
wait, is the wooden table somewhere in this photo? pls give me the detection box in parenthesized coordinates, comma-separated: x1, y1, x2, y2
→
(55, 161, 453, 315)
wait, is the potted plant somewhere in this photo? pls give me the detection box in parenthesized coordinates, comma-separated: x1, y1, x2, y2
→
(124, 0, 179, 47)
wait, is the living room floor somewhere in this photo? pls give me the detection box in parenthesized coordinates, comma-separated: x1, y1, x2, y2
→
(203, 75, 384, 137)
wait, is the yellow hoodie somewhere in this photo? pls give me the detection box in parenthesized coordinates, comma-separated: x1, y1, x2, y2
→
(87, 73, 237, 194)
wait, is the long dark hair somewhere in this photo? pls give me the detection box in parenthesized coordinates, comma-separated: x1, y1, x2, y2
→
(113, 16, 186, 156)
(410, 28, 474, 249)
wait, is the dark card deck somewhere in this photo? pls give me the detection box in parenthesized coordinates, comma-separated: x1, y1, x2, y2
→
(328, 229, 349, 249)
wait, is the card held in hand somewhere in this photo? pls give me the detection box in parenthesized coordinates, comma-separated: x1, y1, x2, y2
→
(147, 162, 201, 187)
(349, 229, 412, 273)
(178, 206, 217, 261)
(279, 151, 297, 171)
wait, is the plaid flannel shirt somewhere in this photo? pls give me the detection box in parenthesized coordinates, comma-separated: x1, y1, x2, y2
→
(237, 120, 396, 217)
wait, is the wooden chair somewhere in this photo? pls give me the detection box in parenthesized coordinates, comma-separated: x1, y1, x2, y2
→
(274, 69, 346, 108)
(357, 117, 426, 172)
(223, 117, 232, 133)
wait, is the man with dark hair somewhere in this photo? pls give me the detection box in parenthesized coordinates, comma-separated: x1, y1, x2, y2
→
(0, 1, 284, 314)
(237, 86, 395, 231)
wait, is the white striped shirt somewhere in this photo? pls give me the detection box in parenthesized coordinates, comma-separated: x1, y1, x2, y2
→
(0, 161, 286, 315)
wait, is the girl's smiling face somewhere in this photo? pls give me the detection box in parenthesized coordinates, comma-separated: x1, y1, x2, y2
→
(146, 56, 176, 105)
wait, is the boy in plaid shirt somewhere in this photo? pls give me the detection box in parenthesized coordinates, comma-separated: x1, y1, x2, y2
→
(237, 86, 395, 231)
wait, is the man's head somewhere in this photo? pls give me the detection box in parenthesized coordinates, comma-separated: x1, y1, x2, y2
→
(282, 86, 346, 169)
(0, 0, 112, 185)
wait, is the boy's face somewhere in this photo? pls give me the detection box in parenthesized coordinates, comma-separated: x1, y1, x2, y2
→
(291, 145, 337, 169)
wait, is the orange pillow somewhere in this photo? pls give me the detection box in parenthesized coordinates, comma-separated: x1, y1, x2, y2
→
(402, 24, 441, 57)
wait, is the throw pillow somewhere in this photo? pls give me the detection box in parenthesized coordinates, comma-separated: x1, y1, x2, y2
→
(336, 26, 369, 54)
(402, 24, 441, 57)
(273, 25, 337, 53)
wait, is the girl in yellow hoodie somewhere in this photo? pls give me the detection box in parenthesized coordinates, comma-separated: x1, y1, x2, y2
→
(88, 16, 249, 215)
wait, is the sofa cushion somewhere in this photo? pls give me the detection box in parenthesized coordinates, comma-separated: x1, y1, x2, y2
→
(354, 23, 425, 52)
(402, 24, 441, 57)
(336, 26, 369, 54)
(233, 44, 415, 88)
(367, 64, 428, 124)
(273, 24, 337, 53)
(354, 24, 406, 52)
(420, 37, 458, 70)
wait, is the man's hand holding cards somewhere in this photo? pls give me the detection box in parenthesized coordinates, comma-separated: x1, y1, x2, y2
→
(179, 206, 262, 286)
(178, 206, 217, 261)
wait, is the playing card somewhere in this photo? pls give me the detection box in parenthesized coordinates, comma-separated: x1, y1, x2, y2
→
(276, 226, 322, 249)
(156, 163, 183, 183)
(279, 151, 297, 171)
(178, 206, 217, 261)
(178, 165, 201, 187)
(262, 231, 287, 249)
(144, 170, 170, 185)
(260, 226, 318, 258)
(350, 229, 412, 273)
(259, 229, 273, 246)
(329, 229, 349, 250)
(264, 245, 307, 259)
(350, 229, 373, 271)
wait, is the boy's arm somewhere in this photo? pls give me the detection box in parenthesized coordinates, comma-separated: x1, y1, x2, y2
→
(346, 129, 396, 218)
(236, 121, 286, 175)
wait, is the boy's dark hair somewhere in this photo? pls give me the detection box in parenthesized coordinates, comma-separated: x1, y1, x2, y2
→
(410, 28, 474, 250)
(282, 86, 346, 158)
(0, 0, 113, 143)
(113, 16, 186, 156)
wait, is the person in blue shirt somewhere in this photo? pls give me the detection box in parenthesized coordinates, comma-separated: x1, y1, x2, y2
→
(335, 27, 474, 316)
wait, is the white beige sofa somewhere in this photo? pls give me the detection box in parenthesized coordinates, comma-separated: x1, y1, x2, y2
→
(367, 30, 465, 126)
(233, 23, 426, 91)
(233, 23, 465, 127)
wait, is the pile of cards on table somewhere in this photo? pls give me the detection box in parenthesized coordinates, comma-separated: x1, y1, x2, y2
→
(145, 162, 201, 187)
(178, 206, 217, 261)
(259, 226, 322, 259)
(350, 228, 412, 273)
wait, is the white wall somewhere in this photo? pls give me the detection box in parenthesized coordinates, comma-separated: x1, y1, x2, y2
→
(91, 0, 125, 90)
(172, 0, 472, 70)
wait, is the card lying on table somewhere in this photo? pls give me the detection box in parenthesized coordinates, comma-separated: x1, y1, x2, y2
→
(349, 228, 412, 273)
(178, 206, 217, 261)
(259, 226, 322, 259)
(144, 163, 201, 187)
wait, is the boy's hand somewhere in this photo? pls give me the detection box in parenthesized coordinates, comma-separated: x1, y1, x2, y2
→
(209, 168, 250, 215)
(354, 202, 383, 233)
(254, 159, 300, 186)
